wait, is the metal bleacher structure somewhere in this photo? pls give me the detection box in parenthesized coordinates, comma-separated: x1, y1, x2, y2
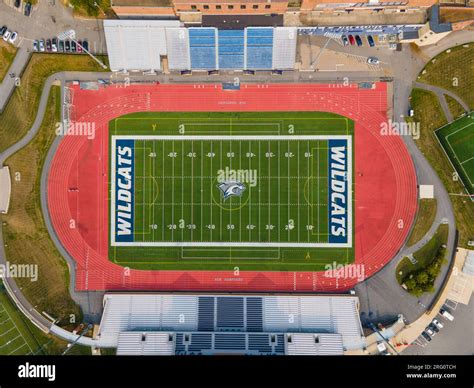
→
(104, 20, 297, 72)
(96, 294, 366, 355)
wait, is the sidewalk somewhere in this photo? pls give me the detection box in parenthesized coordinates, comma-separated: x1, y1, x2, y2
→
(0, 47, 30, 112)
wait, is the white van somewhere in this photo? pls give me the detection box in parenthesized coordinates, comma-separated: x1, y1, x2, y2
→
(440, 309, 454, 321)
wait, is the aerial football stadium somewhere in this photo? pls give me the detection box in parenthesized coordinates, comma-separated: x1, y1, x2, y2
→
(41, 21, 419, 355)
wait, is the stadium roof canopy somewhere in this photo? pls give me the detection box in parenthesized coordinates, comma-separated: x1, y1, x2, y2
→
(97, 294, 366, 355)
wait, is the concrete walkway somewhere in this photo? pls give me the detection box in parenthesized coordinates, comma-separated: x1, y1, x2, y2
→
(414, 81, 470, 122)
(0, 47, 30, 112)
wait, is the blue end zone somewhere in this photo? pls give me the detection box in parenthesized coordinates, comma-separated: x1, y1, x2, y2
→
(115, 139, 134, 243)
(328, 139, 349, 244)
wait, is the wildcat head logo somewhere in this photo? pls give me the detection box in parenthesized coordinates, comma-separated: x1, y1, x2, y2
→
(217, 181, 246, 200)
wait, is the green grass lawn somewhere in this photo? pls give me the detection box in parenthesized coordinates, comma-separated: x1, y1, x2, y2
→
(396, 224, 448, 284)
(1, 86, 82, 328)
(0, 53, 108, 154)
(408, 88, 474, 247)
(417, 43, 474, 109)
(0, 40, 17, 83)
(110, 111, 355, 271)
(406, 199, 437, 247)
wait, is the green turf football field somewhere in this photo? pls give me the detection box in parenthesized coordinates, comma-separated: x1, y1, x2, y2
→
(435, 113, 474, 196)
(0, 282, 45, 355)
(109, 111, 354, 271)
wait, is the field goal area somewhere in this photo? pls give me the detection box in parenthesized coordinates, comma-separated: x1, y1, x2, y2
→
(435, 113, 474, 199)
(108, 112, 354, 271)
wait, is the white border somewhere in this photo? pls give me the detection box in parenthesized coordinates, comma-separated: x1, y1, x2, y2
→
(111, 135, 353, 248)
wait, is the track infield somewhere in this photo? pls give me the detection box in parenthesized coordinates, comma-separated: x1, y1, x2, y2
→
(109, 112, 354, 271)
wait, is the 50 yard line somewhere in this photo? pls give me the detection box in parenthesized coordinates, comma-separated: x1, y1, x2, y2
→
(171, 140, 175, 242)
(161, 140, 164, 242)
(210, 140, 213, 242)
(200, 141, 204, 242)
(181, 140, 184, 242)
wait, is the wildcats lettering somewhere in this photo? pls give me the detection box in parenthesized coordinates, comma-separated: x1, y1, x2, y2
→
(328, 140, 349, 244)
(114, 139, 135, 242)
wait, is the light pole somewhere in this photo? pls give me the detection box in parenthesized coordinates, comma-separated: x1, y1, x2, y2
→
(58, 29, 107, 70)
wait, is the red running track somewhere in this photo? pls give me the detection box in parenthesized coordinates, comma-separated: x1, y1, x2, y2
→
(47, 83, 417, 292)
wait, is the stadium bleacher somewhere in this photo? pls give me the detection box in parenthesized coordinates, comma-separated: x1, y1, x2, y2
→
(189, 28, 217, 70)
(246, 28, 274, 70)
(218, 30, 245, 70)
(98, 294, 366, 355)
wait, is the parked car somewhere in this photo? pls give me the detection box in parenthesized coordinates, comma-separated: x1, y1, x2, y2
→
(2, 30, 11, 42)
(58, 40, 64, 52)
(355, 35, 363, 47)
(367, 56, 380, 65)
(341, 35, 349, 46)
(425, 327, 436, 337)
(32, 40, 38, 51)
(0, 26, 7, 37)
(24, 2, 32, 16)
(367, 35, 375, 47)
(77, 40, 83, 53)
(71, 40, 77, 52)
(429, 323, 439, 333)
(421, 331, 432, 342)
(82, 40, 89, 52)
(65, 40, 70, 52)
(440, 308, 454, 321)
(9, 32, 18, 44)
(39, 39, 45, 52)
(14, 0, 21, 8)
(46, 39, 51, 52)
(51, 38, 58, 52)
(432, 319, 444, 329)
(348, 35, 355, 46)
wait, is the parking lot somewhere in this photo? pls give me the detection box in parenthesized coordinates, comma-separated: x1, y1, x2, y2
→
(297, 34, 394, 74)
(405, 298, 474, 355)
(0, 0, 106, 54)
